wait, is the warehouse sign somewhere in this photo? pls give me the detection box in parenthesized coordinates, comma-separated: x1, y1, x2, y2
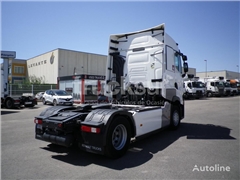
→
(28, 60, 47, 68)
(59, 75, 105, 81)
(28, 52, 54, 68)
(1, 51, 16, 59)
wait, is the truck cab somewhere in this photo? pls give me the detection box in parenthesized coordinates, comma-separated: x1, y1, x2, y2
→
(227, 79, 238, 96)
(183, 75, 205, 99)
(105, 23, 188, 106)
(205, 76, 227, 97)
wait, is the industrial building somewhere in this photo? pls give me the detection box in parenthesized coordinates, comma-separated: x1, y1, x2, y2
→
(196, 70, 240, 80)
(26, 48, 107, 84)
(7, 58, 27, 84)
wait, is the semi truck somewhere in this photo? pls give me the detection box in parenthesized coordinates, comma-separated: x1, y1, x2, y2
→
(226, 79, 239, 96)
(1, 51, 37, 109)
(183, 74, 205, 99)
(34, 24, 188, 158)
(203, 76, 231, 97)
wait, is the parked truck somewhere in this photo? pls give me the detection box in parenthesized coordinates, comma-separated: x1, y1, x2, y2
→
(204, 76, 231, 97)
(1, 51, 37, 109)
(226, 79, 239, 96)
(34, 24, 188, 158)
(183, 74, 205, 99)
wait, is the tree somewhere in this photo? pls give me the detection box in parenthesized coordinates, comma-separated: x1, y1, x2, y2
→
(24, 75, 46, 84)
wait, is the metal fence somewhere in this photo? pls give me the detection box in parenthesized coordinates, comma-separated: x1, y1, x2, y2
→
(8, 84, 58, 96)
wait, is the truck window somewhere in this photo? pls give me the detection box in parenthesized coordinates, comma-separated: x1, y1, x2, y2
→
(174, 54, 182, 73)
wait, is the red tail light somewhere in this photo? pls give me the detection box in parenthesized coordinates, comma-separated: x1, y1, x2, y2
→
(34, 118, 43, 124)
(81, 125, 100, 133)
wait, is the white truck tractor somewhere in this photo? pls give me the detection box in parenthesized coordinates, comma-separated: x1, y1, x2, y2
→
(1, 51, 37, 108)
(34, 24, 188, 158)
(183, 74, 205, 99)
(226, 79, 238, 96)
(205, 76, 231, 97)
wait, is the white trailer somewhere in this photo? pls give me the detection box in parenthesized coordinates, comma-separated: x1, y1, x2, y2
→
(34, 24, 189, 158)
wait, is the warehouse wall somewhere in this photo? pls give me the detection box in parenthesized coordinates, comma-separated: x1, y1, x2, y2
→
(58, 49, 107, 77)
(196, 71, 240, 80)
(27, 49, 59, 84)
(27, 49, 107, 84)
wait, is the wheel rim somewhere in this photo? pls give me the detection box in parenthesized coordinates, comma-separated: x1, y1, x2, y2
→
(112, 124, 127, 150)
(53, 100, 57, 106)
(173, 110, 180, 127)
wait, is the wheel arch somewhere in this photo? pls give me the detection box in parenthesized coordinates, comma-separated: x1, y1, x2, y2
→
(104, 112, 136, 140)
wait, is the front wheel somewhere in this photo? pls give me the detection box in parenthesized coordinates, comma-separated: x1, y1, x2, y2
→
(104, 116, 131, 159)
(42, 98, 46, 105)
(170, 105, 180, 130)
(53, 99, 57, 106)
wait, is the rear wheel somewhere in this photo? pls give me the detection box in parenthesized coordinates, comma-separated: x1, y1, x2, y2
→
(5, 98, 14, 109)
(104, 116, 131, 159)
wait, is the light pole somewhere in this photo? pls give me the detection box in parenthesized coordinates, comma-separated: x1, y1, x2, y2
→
(237, 65, 239, 79)
(204, 60, 207, 77)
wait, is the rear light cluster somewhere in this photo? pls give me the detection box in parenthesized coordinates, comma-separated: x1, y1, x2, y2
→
(34, 118, 63, 128)
(81, 125, 100, 133)
(34, 118, 42, 124)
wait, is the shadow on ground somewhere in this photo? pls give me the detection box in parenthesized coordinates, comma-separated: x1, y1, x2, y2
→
(40, 122, 235, 170)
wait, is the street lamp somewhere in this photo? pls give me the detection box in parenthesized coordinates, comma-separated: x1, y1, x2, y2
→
(237, 65, 239, 79)
(204, 60, 207, 77)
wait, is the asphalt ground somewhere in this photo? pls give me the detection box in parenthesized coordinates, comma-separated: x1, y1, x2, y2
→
(1, 96, 239, 180)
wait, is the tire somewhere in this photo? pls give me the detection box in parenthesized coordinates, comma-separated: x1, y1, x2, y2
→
(104, 116, 131, 159)
(5, 98, 14, 109)
(53, 99, 57, 106)
(170, 105, 180, 130)
(207, 91, 213, 97)
(42, 98, 46, 105)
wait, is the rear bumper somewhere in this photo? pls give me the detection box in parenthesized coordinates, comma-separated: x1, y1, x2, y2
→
(35, 133, 74, 147)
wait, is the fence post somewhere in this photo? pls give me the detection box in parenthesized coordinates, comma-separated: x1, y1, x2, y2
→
(51, 85, 52, 89)
(32, 84, 33, 94)
(10, 84, 12, 96)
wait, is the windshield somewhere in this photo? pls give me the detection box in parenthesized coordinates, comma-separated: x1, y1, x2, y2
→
(223, 82, 231, 87)
(192, 82, 204, 88)
(215, 81, 224, 87)
(54, 90, 69, 96)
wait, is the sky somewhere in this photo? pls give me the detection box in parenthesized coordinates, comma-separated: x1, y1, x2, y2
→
(1, 1, 239, 73)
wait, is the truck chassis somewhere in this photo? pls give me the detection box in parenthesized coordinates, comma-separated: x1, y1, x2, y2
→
(35, 102, 183, 158)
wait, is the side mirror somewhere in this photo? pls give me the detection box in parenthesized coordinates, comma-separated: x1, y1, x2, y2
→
(183, 62, 188, 73)
(182, 55, 187, 61)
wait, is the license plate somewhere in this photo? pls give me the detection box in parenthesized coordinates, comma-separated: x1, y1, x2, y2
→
(25, 102, 32, 105)
(37, 124, 42, 129)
